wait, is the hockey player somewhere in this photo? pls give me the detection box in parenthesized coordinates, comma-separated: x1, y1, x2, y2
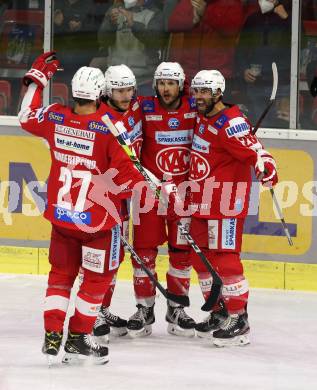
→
(18, 52, 144, 364)
(92, 64, 143, 343)
(127, 62, 197, 337)
(188, 69, 278, 346)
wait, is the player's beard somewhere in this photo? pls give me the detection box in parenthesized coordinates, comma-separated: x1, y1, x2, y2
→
(109, 98, 130, 112)
(158, 92, 181, 110)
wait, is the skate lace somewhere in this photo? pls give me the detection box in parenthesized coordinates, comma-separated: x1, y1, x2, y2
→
(130, 307, 145, 321)
(105, 311, 119, 322)
(220, 315, 239, 331)
(84, 334, 101, 351)
(173, 307, 191, 321)
(94, 315, 106, 328)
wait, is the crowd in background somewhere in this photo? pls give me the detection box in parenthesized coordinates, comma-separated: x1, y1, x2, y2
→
(1, 0, 317, 129)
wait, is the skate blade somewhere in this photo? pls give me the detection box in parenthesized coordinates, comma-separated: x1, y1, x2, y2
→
(213, 333, 250, 347)
(45, 354, 57, 367)
(111, 327, 128, 337)
(93, 334, 109, 346)
(62, 352, 109, 365)
(128, 324, 152, 338)
(167, 323, 195, 338)
(196, 330, 214, 340)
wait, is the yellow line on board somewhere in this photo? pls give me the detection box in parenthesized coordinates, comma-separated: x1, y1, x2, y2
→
(0, 246, 317, 292)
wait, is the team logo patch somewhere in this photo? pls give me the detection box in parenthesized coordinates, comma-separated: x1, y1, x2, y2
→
(226, 118, 250, 137)
(207, 220, 218, 249)
(208, 125, 218, 135)
(156, 146, 190, 175)
(88, 121, 109, 134)
(54, 207, 91, 225)
(142, 100, 155, 113)
(198, 124, 205, 134)
(48, 111, 64, 124)
(188, 97, 196, 109)
(189, 151, 210, 181)
(82, 246, 105, 274)
(54, 134, 94, 156)
(155, 130, 193, 145)
(128, 116, 135, 128)
(214, 114, 228, 129)
(55, 125, 96, 140)
(192, 134, 210, 154)
(145, 115, 162, 121)
(109, 224, 121, 271)
(168, 117, 180, 129)
(222, 218, 237, 249)
(184, 112, 197, 119)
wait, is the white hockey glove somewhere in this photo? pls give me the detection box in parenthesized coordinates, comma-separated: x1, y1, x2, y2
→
(255, 149, 278, 187)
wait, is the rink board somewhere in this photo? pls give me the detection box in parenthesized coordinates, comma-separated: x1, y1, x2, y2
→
(1, 134, 317, 292)
(1, 246, 317, 292)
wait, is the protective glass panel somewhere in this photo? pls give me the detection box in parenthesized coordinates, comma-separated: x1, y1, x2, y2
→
(0, 1, 44, 115)
(299, 1, 317, 129)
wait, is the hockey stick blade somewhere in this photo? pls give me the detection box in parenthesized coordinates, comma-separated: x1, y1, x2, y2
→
(177, 223, 223, 311)
(121, 235, 189, 307)
(252, 62, 278, 135)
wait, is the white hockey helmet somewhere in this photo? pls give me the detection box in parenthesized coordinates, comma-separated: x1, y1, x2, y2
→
(153, 62, 185, 91)
(191, 70, 225, 96)
(104, 64, 136, 97)
(72, 66, 105, 100)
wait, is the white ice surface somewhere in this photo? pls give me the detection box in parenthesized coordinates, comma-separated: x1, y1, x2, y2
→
(0, 274, 317, 390)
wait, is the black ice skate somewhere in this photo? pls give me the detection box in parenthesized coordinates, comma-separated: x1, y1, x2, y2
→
(93, 306, 127, 344)
(195, 305, 229, 339)
(127, 304, 155, 337)
(42, 331, 63, 365)
(213, 312, 250, 347)
(62, 331, 109, 365)
(165, 303, 196, 337)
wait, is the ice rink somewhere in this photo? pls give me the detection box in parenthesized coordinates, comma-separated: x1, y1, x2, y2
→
(0, 274, 316, 390)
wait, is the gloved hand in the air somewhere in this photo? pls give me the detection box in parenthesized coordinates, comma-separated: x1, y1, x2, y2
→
(255, 149, 278, 187)
(23, 51, 60, 88)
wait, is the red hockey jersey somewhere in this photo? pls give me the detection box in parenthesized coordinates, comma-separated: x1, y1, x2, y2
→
(100, 98, 143, 159)
(18, 84, 143, 232)
(189, 105, 262, 219)
(139, 95, 197, 185)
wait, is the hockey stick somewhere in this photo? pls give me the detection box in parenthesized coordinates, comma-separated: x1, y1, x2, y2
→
(177, 223, 223, 312)
(251, 62, 293, 246)
(101, 114, 162, 200)
(251, 62, 278, 135)
(270, 188, 293, 246)
(120, 234, 190, 307)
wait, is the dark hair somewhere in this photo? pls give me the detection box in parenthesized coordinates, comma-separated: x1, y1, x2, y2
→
(73, 97, 94, 106)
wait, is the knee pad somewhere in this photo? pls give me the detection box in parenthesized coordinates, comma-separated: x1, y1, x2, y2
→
(168, 245, 190, 269)
(212, 252, 243, 278)
(131, 248, 157, 270)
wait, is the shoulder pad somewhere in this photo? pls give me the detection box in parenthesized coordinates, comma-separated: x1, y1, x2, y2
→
(47, 110, 65, 124)
(188, 97, 196, 109)
(225, 117, 250, 137)
(141, 99, 155, 113)
(214, 114, 228, 129)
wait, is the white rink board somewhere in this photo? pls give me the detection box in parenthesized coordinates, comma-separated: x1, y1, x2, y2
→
(0, 275, 317, 390)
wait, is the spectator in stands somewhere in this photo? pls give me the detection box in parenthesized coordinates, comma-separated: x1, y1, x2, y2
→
(53, 0, 98, 81)
(166, 0, 244, 100)
(235, 0, 292, 127)
(92, 0, 168, 95)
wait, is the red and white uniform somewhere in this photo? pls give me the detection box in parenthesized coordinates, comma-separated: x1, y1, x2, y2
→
(19, 84, 143, 333)
(188, 104, 263, 314)
(132, 95, 197, 307)
(99, 98, 143, 308)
